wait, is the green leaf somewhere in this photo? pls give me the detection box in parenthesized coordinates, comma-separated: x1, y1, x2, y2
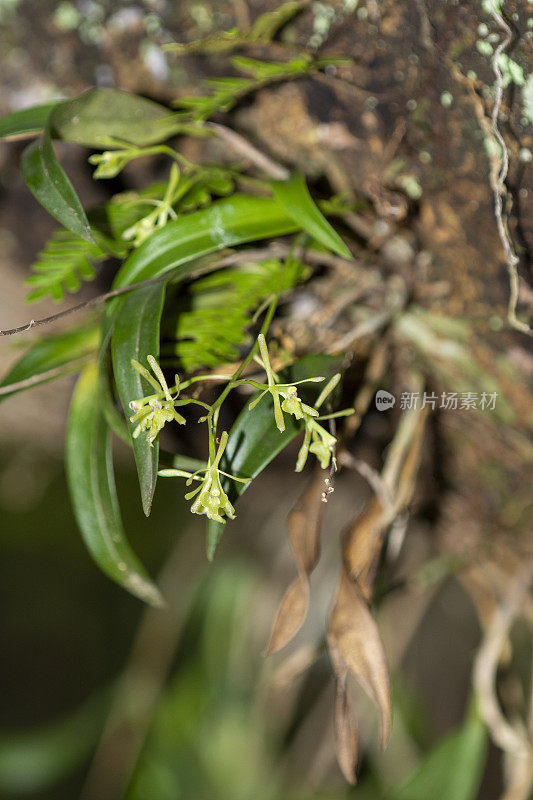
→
(20, 130, 94, 243)
(207, 354, 343, 559)
(0, 326, 99, 401)
(392, 706, 487, 800)
(97, 308, 131, 446)
(271, 171, 351, 258)
(50, 88, 185, 147)
(24, 229, 106, 303)
(66, 362, 163, 606)
(0, 102, 59, 138)
(112, 283, 167, 517)
(112, 194, 299, 289)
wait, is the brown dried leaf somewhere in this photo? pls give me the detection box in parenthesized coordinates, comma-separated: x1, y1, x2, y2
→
(342, 496, 386, 597)
(389, 408, 428, 511)
(326, 397, 426, 781)
(266, 469, 325, 653)
(334, 678, 358, 784)
(287, 468, 326, 574)
(328, 570, 392, 750)
(266, 576, 309, 654)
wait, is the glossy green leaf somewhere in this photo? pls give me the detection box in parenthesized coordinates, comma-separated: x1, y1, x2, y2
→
(112, 283, 167, 516)
(392, 706, 487, 800)
(21, 131, 94, 243)
(113, 194, 299, 289)
(66, 362, 163, 606)
(50, 88, 186, 147)
(97, 307, 131, 446)
(0, 326, 99, 401)
(207, 354, 343, 559)
(271, 171, 351, 258)
(0, 102, 58, 138)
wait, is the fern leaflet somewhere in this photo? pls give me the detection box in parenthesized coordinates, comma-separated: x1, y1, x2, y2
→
(24, 229, 108, 304)
(174, 258, 305, 370)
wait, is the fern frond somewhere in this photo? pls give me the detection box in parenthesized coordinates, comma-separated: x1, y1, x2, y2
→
(163, 1, 304, 55)
(172, 55, 350, 120)
(174, 258, 305, 371)
(24, 229, 108, 304)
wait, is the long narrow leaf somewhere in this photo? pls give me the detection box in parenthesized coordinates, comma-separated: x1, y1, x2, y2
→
(271, 171, 351, 258)
(21, 129, 94, 243)
(392, 705, 487, 800)
(66, 363, 163, 606)
(112, 194, 298, 288)
(112, 283, 167, 516)
(97, 309, 131, 446)
(0, 102, 58, 138)
(0, 326, 99, 402)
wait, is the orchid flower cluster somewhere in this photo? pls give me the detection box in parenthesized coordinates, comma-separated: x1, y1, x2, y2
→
(250, 334, 342, 473)
(127, 334, 352, 523)
(128, 355, 186, 445)
(160, 432, 249, 523)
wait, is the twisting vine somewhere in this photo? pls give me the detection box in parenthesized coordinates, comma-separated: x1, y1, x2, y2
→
(487, 0, 531, 336)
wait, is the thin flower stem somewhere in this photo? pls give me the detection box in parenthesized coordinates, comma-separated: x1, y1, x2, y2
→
(179, 374, 233, 391)
(206, 294, 278, 423)
(316, 408, 355, 421)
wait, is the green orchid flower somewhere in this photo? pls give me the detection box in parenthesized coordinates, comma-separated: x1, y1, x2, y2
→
(158, 431, 250, 522)
(294, 374, 354, 472)
(128, 355, 185, 445)
(123, 163, 181, 245)
(89, 147, 139, 179)
(309, 421, 337, 469)
(249, 335, 323, 432)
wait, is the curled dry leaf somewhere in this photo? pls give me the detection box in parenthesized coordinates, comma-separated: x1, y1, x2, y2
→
(327, 407, 428, 780)
(342, 495, 386, 601)
(328, 570, 392, 751)
(266, 577, 310, 655)
(266, 468, 326, 654)
(334, 676, 358, 784)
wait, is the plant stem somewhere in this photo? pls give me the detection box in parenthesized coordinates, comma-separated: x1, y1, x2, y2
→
(206, 294, 278, 426)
